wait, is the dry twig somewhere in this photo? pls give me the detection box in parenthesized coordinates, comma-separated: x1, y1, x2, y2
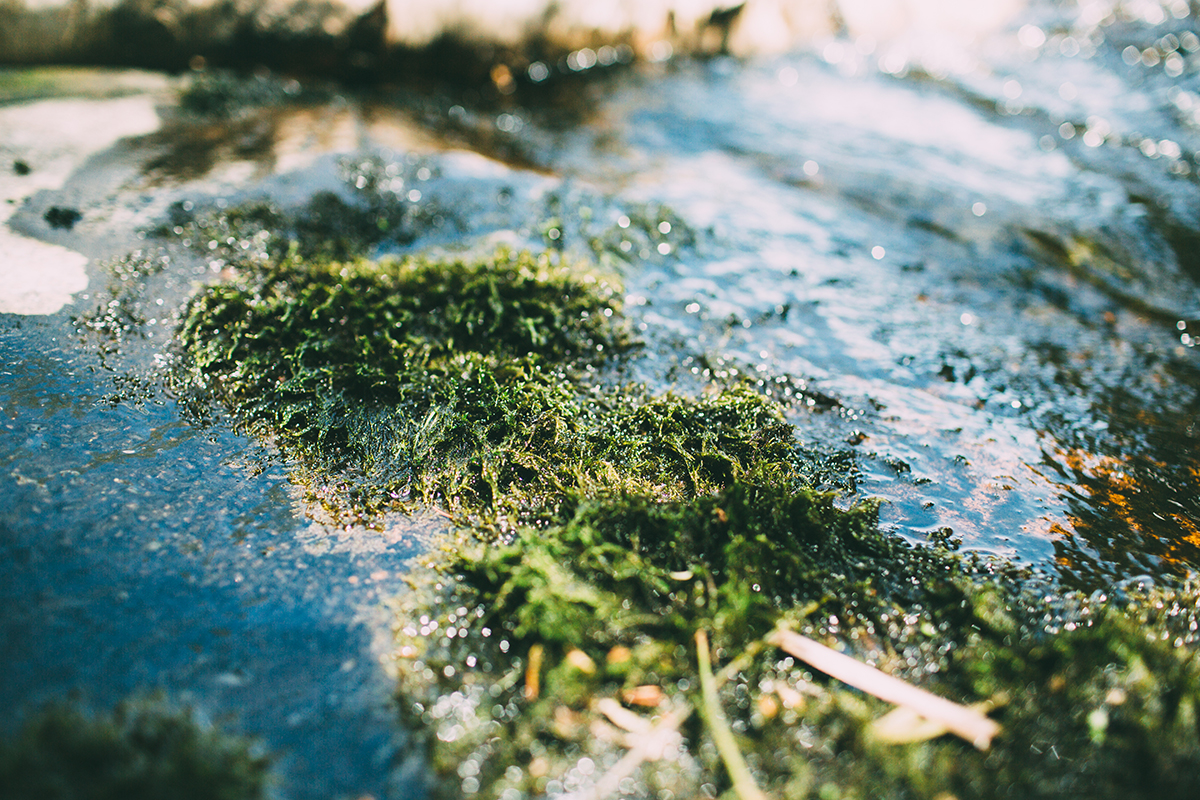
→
(769, 628, 1000, 750)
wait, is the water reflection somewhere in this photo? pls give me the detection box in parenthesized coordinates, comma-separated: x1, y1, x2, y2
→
(1038, 385, 1200, 588)
(1045, 446, 1200, 588)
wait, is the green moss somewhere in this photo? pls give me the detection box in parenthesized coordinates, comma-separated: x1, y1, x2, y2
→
(169, 213, 1200, 799)
(175, 246, 645, 522)
(156, 189, 415, 265)
(397, 482, 1200, 800)
(0, 698, 270, 800)
(173, 238, 812, 524)
(178, 70, 333, 119)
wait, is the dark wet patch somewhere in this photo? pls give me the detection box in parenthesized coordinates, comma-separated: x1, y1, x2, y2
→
(43, 205, 81, 229)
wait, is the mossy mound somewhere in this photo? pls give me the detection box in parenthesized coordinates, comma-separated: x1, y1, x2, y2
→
(0, 699, 270, 800)
(171, 237, 1200, 799)
(175, 247, 640, 522)
(396, 483, 1200, 800)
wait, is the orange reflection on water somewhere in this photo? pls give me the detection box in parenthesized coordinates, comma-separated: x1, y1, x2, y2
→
(1045, 445, 1200, 588)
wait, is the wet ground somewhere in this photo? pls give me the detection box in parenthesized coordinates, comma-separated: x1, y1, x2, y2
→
(3, 1, 1200, 796)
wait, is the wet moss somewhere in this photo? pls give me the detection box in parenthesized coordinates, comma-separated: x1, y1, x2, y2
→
(74, 250, 170, 362)
(0, 698, 270, 800)
(174, 247, 644, 522)
(170, 221, 1200, 799)
(155, 188, 415, 265)
(178, 70, 334, 119)
(396, 481, 1200, 800)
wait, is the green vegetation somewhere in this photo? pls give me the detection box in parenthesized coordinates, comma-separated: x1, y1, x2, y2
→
(0, 698, 270, 800)
(174, 247, 641, 523)
(178, 70, 331, 119)
(396, 482, 1200, 800)
(170, 211, 1200, 799)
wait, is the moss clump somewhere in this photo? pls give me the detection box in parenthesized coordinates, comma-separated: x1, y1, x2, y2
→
(0, 698, 270, 800)
(178, 70, 333, 119)
(156, 189, 414, 265)
(171, 225, 1200, 799)
(397, 480, 1200, 800)
(175, 247, 646, 522)
(174, 242, 817, 525)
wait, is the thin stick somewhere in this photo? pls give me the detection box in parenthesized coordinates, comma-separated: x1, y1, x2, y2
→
(768, 628, 1000, 750)
(696, 630, 770, 800)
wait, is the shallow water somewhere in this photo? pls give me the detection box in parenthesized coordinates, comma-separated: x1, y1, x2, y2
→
(3, 0, 1200, 796)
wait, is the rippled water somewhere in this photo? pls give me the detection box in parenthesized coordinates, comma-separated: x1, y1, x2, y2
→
(3, 0, 1200, 796)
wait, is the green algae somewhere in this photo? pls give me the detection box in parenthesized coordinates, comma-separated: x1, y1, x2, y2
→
(0, 698, 270, 800)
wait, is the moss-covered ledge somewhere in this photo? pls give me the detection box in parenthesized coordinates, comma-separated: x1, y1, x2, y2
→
(173, 247, 639, 525)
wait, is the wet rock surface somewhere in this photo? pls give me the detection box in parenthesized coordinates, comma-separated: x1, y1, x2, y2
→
(3, 1, 1200, 796)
